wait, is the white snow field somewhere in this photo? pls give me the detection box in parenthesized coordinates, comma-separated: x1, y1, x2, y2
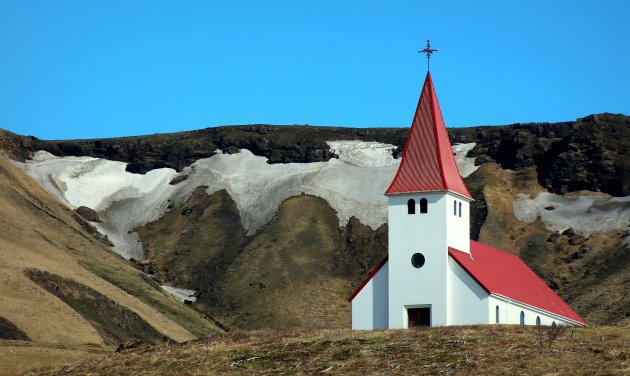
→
(14, 142, 478, 260)
(513, 192, 630, 237)
(17, 151, 178, 259)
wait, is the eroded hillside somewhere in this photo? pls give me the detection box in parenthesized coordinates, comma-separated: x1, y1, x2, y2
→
(2, 113, 629, 330)
(0, 154, 220, 348)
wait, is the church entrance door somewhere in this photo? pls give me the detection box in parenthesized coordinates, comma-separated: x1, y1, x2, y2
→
(407, 307, 430, 328)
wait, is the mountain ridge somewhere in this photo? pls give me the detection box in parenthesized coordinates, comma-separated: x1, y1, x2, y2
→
(2, 112, 628, 197)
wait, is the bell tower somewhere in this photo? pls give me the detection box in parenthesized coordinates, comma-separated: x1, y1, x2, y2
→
(385, 70, 473, 328)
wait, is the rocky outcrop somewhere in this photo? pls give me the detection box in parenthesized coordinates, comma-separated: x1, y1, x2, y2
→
(27, 126, 406, 174)
(75, 206, 101, 222)
(452, 113, 630, 196)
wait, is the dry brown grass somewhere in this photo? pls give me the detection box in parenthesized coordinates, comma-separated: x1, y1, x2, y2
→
(0, 155, 218, 346)
(0, 340, 112, 376)
(21, 325, 630, 375)
(137, 192, 362, 330)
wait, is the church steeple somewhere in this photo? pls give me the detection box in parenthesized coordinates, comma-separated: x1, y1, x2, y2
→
(385, 72, 473, 200)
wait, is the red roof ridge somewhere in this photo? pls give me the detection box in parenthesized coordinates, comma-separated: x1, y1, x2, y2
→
(428, 75, 449, 192)
(347, 256, 388, 302)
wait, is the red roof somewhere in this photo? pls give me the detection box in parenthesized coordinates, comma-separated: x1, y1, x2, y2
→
(385, 72, 472, 199)
(347, 256, 388, 302)
(449, 241, 585, 324)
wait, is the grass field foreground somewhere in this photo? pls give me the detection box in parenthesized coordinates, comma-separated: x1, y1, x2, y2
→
(21, 325, 630, 375)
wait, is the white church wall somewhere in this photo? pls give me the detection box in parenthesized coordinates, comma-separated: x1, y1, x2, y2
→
(489, 295, 580, 326)
(351, 262, 389, 330)
(447, 257, 489, 325)
(446, 192, 471, 254)
(388, 192, 448, 328)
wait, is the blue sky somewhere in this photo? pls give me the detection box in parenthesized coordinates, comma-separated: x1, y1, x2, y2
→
(0, 1, 628, 140)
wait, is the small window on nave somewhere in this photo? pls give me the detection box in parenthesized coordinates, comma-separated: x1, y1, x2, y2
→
(453, 200, 457, 215)
(458, 202, 462, 217)
(495, 305, 500, 324)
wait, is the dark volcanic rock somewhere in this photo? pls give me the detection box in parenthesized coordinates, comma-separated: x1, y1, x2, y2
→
(569, 235, 587, 246)
(450, 113, 630, 197)
(25, 125, 406, 174)
(547, 233, 560, 243)
(75, 206, 101, 222)
(169, 175, 189, 185)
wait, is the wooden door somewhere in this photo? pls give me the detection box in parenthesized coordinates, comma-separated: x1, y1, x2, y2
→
(408, 307, 430, 328)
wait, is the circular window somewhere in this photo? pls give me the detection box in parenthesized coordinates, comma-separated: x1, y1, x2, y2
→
(411, 253, 425, 268)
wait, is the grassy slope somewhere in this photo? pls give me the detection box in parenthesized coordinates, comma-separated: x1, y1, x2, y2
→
(27, 325, 630, 375)
(25, 269, 166, 345)
(0, 341, 113, 376)
(214, 194, 352, 329)
(137, 191, 386, 330)
(0, 154, 219, 346)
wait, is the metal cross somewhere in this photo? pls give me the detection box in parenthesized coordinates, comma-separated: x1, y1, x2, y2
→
(419, 40, 438, 71)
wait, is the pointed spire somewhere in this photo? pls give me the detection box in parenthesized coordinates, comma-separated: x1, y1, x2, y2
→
(385, 72, 473, 200)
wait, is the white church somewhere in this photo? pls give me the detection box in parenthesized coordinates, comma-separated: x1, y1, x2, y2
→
(348, 71, 585, 329)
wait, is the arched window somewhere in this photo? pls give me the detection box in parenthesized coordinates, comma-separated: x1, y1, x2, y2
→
(536, 316, 541, 326)
(407, 199, 416, 214)
(520, 311, 525, 325)
(495, 305, 500, 324)
(453, 200, 457, 215)
(458, 202, 462, 217)
(420, 198, 428, 213)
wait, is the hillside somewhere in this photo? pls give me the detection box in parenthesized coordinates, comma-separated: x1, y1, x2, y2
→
(0, 153, 221, 373)
(25, 325, 630, 375)
(1, 113, 629, 333)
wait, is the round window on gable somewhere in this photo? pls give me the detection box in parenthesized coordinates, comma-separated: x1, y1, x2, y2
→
(411, 253, 425, 268)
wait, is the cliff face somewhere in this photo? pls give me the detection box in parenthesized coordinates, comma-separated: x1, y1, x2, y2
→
(454, 113, 630, 196)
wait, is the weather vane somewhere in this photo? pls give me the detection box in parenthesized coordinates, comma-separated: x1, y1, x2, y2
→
(419, 40, 438, 71)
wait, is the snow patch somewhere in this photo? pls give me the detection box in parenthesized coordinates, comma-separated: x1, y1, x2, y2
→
(453, 143, 479, 178)
(327, 140, 397, 167)
(513, 192, 630, 237)
(161, 285, 197, 303)
(173, 147, 398, 234)
(15, 152, 178, 259)
(14, 141, 478, 259)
